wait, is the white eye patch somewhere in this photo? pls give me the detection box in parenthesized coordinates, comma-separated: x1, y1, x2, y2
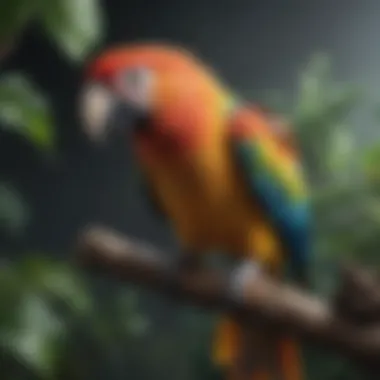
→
(79, 82, 116, 141)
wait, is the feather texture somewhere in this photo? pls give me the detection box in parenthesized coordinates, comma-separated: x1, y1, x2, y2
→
(229, 106, 311, 274)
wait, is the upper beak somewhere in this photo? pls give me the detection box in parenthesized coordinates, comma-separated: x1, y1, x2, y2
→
(78, 82, 145, 144)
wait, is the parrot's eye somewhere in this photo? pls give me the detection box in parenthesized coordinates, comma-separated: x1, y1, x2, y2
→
(115, 67, 154, 110)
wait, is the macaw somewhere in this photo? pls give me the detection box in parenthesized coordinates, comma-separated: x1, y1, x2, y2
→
(79, 43, 311, 380)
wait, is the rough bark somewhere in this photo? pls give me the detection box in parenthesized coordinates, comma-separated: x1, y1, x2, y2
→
(76, 225, 380, 374)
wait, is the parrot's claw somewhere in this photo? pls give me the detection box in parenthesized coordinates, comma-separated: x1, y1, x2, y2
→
(229, 259, 262, 301)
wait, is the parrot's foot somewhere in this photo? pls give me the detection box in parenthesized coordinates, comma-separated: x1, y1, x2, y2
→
(229, 259, 262, 301)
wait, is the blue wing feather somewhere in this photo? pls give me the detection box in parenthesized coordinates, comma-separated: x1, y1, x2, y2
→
(229, 115, 312, 281)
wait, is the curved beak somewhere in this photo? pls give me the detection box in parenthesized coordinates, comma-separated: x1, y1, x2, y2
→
(78, 82, 146, 144)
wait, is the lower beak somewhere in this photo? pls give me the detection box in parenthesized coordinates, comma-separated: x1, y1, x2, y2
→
(79, 83, 144, 144)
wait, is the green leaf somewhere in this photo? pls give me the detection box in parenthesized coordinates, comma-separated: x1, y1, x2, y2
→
(15, 257, 92, 315)
(362, 142, 380, 181)
(293, 54, 358, 131)
(292, 54, 360, 186)
(0, 258, 94, 377)
(294, 53, 331, 124)
(0, 73, 55, 152)
(38, 0, 104, 62)
(0, 293, 65, 378)
(0, 182, 28, 235)
(326, 128, 355, 177)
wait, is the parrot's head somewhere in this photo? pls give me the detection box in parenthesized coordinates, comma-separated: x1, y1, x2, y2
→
(79, 43, 229, 152)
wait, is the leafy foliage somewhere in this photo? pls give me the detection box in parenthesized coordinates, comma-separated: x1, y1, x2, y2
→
(0, 73, 55, 152)
(289, 55, 378, 380)
(0, 0, 103, 63)
(0, 2, 148, 380)
(234, 54, 378, 380)
(0, 0, 104, 241)
(0, 257, 149, 379)
(38, 0, 104, 62)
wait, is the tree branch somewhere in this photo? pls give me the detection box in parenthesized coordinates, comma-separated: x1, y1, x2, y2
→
(76, 225, 380, 373)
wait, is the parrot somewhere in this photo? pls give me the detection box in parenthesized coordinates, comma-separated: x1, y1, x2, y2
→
(79, 43, 311, 380)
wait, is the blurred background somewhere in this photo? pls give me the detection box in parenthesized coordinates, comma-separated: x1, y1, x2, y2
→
(0, 0, 380, 379)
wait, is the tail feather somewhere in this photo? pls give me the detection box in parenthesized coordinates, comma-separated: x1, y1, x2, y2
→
(278, 338, 303, 380)
(212, 317, 303, 380)
(212, 317, 241, 367)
